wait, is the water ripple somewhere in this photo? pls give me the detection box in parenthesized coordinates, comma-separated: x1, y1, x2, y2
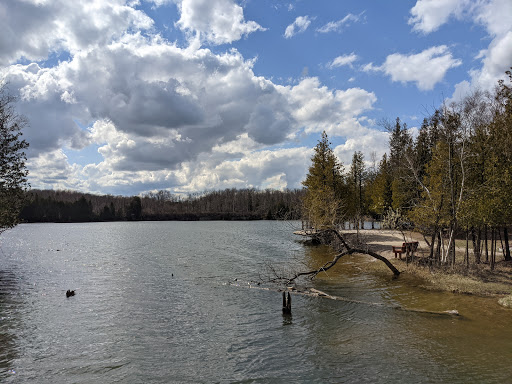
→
(0, 222, 511, 383)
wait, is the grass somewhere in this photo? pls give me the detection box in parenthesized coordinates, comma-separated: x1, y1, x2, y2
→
(396, 260, 512, 296)
(390, 231, 512, 297)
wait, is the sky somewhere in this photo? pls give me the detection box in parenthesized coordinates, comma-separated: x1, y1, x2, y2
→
(1, 0, 511, 196)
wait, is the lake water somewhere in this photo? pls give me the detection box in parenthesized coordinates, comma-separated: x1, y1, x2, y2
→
(0, 221, 511, 383)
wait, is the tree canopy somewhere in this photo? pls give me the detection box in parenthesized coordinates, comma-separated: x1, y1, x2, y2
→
(302, 131, 345, 228)
(0, 86, 29, 234)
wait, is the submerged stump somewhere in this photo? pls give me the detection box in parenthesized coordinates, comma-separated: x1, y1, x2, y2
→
(282, 291, 292, 314)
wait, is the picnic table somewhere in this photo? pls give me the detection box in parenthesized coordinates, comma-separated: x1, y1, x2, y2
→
(392, 241, 419, 260)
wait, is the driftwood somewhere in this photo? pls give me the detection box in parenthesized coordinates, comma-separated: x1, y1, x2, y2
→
(229, 282, 460, 317)
(291, 228, 400, 282)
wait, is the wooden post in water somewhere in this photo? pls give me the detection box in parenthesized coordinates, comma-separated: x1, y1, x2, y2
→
(282, 292, 291, 314)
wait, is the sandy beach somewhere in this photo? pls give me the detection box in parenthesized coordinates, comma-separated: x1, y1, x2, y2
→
(310, 228, 512, 298)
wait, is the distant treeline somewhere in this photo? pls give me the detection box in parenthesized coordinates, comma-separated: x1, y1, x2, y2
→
(19, 188, 304, 223)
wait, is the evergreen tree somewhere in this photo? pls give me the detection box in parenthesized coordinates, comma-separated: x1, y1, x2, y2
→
(126, 196, 142, 220)
(367, 154, 392, 218)
(302, 131, 345, 228)
(348, 151, 365, 226)
(387, 117, 414, 211)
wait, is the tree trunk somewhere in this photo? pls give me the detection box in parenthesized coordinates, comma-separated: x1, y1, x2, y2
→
(485, 225, 489, 263)
(504, 227, 511, 261)
(498, 229, 506, 260)
(450, 226, 456, 266)
(287, 228, 401, 282)
(477, 227, 482, 263)
(491, 227, 496, 271)
(436, 231, 442, 264)
(465, 230, 469, 268)
(490, 228, 496, 271)
(428, 229, 436, 265)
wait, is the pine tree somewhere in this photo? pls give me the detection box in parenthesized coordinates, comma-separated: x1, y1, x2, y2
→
(367, 154, 392, 218)
(387, 117, 414, 211)
(302, 131, 345, 229)
(348, 151, 365, 227)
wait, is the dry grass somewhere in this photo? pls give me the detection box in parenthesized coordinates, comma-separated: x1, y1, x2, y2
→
(498, 295, 512, 308)
(395, 260, 512, 296)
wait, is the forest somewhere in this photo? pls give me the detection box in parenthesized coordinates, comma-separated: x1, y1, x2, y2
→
(19, 188, 304, 222)
(303, 69, 512, 270)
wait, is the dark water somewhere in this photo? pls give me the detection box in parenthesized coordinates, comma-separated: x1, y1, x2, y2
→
(0, 221, 511, 383)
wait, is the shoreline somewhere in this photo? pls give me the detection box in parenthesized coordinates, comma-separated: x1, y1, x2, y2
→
(302, 228, 512, 302)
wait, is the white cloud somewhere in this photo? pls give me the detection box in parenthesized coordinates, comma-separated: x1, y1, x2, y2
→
(328, 53, 359, 69)
(408, 0, 468, 33)
(409, 0, 512, 96)
(286, 77, 377, 137)
(409, 0, 512, 37)
(457, 0, 512, 95)
(146, 0, 173, 6)
(26, 149, 85, 190)
(284, 16, 312, 39)
(176, 0, 265, 45)
(361, 62, 379, 73)
(474, 0, 512, 37)
(317, 12, 364, 33)
(2, 30, 381, 193)
(364, 46, 462, 90)
(181, 147, 312, 192)
(334, 129, 389, 167)
(0, 0, 153, 66)
(0, 0, 385, 195)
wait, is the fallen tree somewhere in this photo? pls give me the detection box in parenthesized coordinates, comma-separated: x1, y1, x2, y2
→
(289, 228, 400, 283)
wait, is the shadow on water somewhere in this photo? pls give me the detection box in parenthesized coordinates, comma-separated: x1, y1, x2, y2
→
(0, 269, 20, 379)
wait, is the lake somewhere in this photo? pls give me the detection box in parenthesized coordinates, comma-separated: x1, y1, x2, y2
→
(0, 221, 511, 383)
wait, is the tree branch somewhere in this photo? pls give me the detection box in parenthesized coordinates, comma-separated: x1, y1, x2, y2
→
(288, 229, 400, 283)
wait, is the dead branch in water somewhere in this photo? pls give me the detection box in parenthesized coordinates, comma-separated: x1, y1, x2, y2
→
(289, 228, 401, 283)
(229, 282, 460, 317)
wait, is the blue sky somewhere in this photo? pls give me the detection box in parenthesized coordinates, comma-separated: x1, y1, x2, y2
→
(1, 0, 511, 196)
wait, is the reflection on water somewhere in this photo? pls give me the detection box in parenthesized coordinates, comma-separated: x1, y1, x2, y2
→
(0, 221, 511, 383)
(0, 270, 19, 378)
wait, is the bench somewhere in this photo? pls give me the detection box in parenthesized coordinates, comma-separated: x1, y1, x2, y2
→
(392, 242, 419, 259)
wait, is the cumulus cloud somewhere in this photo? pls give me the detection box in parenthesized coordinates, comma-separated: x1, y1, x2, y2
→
(0, 0, 153, 66)
(2, 28, 380, 190)
(286, 77, 377, 137)
(26, 149, 85, 190)
(317, 12, 364, 33)
(334, 128, 389, 166)
(327, 53, 359, 69)
(0, 0, 384, 195)
(409, 0, 512, 96)
(284, 16, 312, 38)
(409, 0, 512, 37)
(363, 45, 462, 90)
(181, 147, 312, 192)
(408, 0, 468, 33)
(176, 0, 265, 45)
